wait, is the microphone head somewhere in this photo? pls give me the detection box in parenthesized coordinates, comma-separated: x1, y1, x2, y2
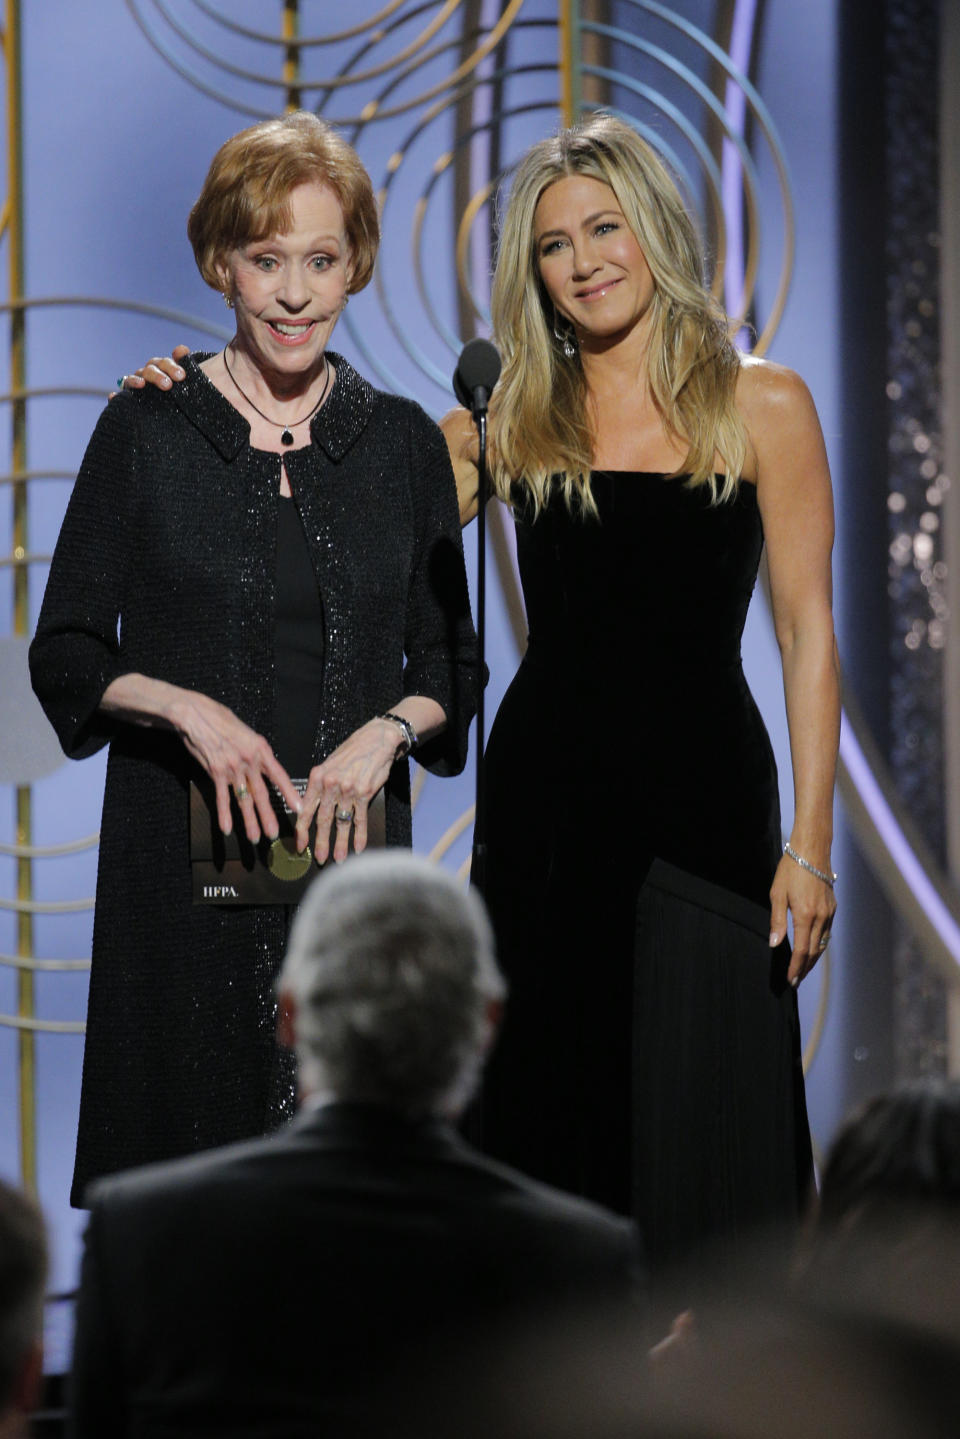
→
(452, 367, 472, 411)
(458, 338, 502, 393)
(453, 337, 502, 411)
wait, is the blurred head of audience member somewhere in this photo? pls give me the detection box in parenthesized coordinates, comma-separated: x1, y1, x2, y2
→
(817, 1078, 960, 1223)
(0, 1178, 47, 1437)
(70, 854, 639, 1439)
(392, 1285, 960, 1439)
(797, 1079, 960, 1344)
(277, 850, 506, 1117)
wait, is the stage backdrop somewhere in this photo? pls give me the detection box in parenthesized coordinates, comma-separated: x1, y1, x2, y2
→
(2, 0, 958, 1363)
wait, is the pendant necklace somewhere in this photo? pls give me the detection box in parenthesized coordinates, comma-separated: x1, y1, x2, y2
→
(222, 345, 331, 446)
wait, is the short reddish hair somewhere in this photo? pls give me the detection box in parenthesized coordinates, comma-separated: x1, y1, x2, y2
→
(188, 111, 380, 293)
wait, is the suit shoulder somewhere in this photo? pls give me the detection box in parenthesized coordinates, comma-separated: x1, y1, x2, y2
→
(513, 1177, 637, 1244)
(85, 1129, 283, 1216)
(459, 1144, 636, 1244)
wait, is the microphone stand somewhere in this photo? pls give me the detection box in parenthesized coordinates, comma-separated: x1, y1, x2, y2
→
(452, 339, 500, 895)
(471, 406, 489, 893)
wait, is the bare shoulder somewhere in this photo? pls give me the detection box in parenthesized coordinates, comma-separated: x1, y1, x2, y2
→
(735, 355, 826, 481)
(733, 355, 832, 522)
(736, 355, 820, 439)
(439, 406, 480, 526)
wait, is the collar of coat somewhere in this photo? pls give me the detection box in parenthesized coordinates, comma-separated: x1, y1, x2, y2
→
(172, 350, 376, 464)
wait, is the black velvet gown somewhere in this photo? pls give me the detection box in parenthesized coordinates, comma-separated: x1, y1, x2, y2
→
(479, 472, 813, 1276)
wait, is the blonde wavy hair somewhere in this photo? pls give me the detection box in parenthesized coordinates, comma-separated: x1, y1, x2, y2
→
(490, 113, 746, 514)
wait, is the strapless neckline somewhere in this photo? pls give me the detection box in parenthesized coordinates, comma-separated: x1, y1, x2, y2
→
(590, 469, 756, 490)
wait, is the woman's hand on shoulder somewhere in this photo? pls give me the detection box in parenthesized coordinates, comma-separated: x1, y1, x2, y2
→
(118, 344, 191, 393)
(440, 406, 481, 527)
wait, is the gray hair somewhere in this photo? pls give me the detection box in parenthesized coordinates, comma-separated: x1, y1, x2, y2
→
(279, 852, 506, 1117)
(0, 1178, 47, 1414)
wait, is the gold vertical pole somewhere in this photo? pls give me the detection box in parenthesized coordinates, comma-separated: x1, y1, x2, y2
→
(5, 0, 35, 1192)
(558, 0, 580, 126)
(282, 0, 301, 112)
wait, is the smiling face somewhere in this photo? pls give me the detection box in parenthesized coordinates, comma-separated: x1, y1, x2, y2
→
(534, 173, 656, 348)
(218, 180, 350, 386)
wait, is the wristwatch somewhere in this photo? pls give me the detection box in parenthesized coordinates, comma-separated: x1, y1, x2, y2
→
(379, 711, 418, 759)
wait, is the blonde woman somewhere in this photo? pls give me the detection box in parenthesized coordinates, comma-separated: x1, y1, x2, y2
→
(125, 114, 837, 1271)
(444, 114, 838, 1272)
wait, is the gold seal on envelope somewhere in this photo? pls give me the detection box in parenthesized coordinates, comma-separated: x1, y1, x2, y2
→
(267, 836, 313, 882)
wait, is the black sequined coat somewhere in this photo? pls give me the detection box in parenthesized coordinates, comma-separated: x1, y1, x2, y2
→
(30, 354, 479, 1204)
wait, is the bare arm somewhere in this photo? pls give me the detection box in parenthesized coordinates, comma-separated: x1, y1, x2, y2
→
(742, 361, 840, 986)
(439, 405, 482, 527)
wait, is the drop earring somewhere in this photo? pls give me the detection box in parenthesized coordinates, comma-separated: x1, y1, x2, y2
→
(553, 311, 576, 360)
(223, 292, 234, 310)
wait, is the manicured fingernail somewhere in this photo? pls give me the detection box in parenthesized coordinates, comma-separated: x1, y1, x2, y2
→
(769, 931, 780, 947)
(174, 367, 184, 377)
(789, 976, 799, 989)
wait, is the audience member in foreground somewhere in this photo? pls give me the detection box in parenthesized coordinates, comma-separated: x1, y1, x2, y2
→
(68, 853, 641, 1438)
(0, 1178, 47, 1439)
(795, 1078, 960, 1340)
(403, 1288, 959, 1439)
(396, 1078, 960, 1438)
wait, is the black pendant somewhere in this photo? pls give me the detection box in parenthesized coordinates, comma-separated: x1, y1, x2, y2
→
(281, 428, 294, 446)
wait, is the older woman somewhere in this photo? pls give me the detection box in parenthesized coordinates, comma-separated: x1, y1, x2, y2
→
(31, 112, 478, 1205)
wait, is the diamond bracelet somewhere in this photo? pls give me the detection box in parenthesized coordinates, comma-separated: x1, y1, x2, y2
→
(783, 843, 837, 889)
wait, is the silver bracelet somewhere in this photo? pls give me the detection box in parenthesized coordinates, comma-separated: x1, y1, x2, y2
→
(379, 711, 418, 759)
(783, 843, 837, 889)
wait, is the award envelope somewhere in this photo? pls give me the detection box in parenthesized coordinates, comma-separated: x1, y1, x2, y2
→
(190, 776, 386, 905)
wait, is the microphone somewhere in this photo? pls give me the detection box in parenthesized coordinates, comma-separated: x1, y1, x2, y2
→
(453, 338, 501, 415)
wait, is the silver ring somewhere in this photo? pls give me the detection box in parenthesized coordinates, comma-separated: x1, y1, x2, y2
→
(817, 933, 830, 950)
(235, 783, 249, 801)
(335, 808, 353, 824)
(116, 375, 127, 389)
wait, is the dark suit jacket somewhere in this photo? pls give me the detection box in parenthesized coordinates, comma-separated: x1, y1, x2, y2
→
(69, 1102, 641, 1438)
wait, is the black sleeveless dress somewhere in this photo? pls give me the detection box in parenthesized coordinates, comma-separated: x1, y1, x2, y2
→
(479, 472, 813, 1275)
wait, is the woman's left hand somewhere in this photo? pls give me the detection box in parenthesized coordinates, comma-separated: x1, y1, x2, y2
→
(116, 346, 191, 393)
(295, 718, 401, 864)
(769, 852, 837, 987)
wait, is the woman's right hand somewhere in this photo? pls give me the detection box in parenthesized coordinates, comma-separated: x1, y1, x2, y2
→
(119, 344, 191, 391)
(169, 689, 301, 843)
(100, 673, 300, 844)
